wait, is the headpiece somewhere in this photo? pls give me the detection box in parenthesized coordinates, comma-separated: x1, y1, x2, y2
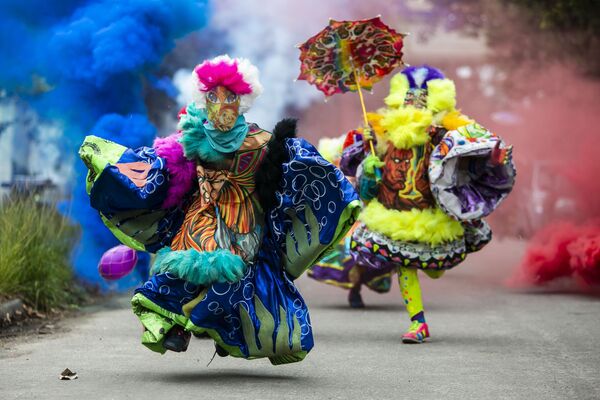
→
(192, 55, 263, 113)
(385, 65, 456, 113)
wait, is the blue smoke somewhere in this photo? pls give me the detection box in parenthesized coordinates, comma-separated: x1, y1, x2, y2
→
(0, 0, 211, 288)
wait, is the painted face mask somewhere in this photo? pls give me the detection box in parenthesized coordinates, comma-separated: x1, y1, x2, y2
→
(205, 86, 241, 131)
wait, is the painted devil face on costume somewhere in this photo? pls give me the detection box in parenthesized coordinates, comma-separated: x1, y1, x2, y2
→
(205, 86, 241, 131)
(383, 147, 413, 191)
(378, 145, 435, 211)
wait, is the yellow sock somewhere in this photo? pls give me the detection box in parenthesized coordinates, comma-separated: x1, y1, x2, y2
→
(398, 267, 424, 320)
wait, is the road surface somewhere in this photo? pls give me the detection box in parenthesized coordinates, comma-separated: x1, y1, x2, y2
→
(1, 239, 599, 400)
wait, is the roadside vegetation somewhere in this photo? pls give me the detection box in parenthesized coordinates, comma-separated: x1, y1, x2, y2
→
(0, 195, 82, 312)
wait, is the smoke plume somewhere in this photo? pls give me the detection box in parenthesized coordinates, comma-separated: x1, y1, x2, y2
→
(0, 0, 211, 287)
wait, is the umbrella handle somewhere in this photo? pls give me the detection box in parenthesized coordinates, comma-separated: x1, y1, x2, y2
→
(351, 65, 377, 156)
(367, 132, 377, 155)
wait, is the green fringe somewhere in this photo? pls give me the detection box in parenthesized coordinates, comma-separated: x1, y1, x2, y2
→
(151, 247, 247, 285)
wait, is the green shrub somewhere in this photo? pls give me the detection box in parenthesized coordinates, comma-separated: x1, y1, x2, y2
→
(0, 195, 81, 312)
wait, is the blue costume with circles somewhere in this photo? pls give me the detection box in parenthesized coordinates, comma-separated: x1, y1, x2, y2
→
(80, 122, 360, 364)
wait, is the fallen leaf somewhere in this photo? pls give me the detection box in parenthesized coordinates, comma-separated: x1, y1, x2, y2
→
(59, 368, 78, 380)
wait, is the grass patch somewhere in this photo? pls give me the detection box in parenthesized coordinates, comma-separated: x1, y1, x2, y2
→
(0, 195, 81, 312)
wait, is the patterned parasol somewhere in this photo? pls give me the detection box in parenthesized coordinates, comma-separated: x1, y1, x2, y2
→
(297, 16, 405, 97)
(298, 17, 405, 156)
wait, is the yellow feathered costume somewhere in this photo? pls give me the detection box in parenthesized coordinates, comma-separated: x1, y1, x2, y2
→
(309, 65, 516, 343)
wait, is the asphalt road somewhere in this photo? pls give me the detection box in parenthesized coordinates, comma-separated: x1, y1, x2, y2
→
(1, 239, 599, 400)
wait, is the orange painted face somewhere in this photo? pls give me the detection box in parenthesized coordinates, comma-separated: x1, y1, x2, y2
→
(205, 86, 241, 131)
(378, 144, 435, 211)
(384, 147, 414, 191)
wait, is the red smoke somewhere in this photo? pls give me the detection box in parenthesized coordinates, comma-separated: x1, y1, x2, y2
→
(495, 68, 600, 290)
(510, 221, 600, 289)
(569, 231, 600, 286)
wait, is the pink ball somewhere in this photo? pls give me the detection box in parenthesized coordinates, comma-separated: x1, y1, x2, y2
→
(98, 245, 138, 280)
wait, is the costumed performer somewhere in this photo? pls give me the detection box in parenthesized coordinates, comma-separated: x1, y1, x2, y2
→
(307, 65, 516, 343)
(79, 55, 360, 364)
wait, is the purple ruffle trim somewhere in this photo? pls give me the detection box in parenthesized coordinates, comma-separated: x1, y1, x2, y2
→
(153, 133, 196, 209)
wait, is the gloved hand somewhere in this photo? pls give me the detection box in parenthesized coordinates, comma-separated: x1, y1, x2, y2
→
(362, 125, 374, 141)
(363, 154, 384, 177)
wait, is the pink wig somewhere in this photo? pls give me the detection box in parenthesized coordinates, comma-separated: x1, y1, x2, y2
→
(195, 60, 252, 95)
(192, 55, 263, 113)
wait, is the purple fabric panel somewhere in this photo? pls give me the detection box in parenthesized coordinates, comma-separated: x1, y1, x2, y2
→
(309, 254, 393, 292)
(309, 263, 351, 284)
(339, 141, 366, 177)
(453, 160, 514, 217)
(351, 249, 398, 273)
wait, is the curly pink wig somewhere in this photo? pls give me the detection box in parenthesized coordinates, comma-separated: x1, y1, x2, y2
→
(192, 55, 263, 113)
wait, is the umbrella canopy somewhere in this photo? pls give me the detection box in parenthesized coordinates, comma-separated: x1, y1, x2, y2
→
(298, 16, 405, 97)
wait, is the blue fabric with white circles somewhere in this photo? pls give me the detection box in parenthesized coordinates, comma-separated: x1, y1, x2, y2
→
(88, 145, 187, 253)
(268, 138, 359, 248)
(89, 146, 168, 214)
(137, 272, 200, 316)
(136, 233, 313, 357)
(134, 138, 358, 358)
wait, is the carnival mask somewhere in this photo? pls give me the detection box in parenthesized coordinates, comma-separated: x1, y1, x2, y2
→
(205, 86, 241, 131)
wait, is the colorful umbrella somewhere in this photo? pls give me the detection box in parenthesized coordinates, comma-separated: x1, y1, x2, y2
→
(297, 16, 405, 152)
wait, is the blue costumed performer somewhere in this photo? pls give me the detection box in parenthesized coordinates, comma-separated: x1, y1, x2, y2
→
(79, 55, 360, 364)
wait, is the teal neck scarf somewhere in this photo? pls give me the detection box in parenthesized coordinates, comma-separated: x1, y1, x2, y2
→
(198, 108, 248, 153)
